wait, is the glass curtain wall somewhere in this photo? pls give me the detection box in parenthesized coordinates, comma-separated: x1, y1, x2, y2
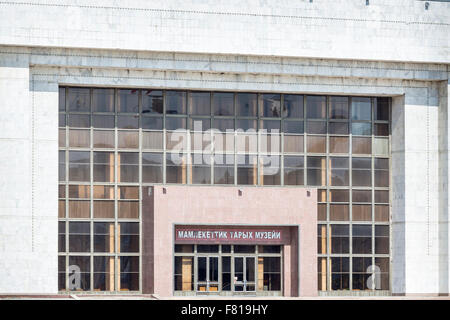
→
(59, 87, 390, 293)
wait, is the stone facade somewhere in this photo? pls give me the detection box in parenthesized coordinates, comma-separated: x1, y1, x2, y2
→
(0, 0, 449, 295)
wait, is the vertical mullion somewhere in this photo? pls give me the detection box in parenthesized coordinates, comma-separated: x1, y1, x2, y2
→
(114, 88, 119, 292)
(138, 89, 143, 293)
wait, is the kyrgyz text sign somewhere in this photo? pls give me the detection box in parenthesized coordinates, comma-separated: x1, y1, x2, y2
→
(175, 226, 289, 244)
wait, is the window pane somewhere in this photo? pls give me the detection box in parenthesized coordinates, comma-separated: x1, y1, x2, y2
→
(118, 89, 139, 113)
(119, 223, 139, 253)
(260, 94, 281, 117)
(142, 131, 163, 150)
(59, 113, 66, 127)
(283, 120, 303, 134)
(59, 87, 66, 112)
(117, 115, 139, 129)
(236, 119, 257, 131)
(190, 118, 211, 131)
(260, 120, 280, 132)
(93, 256, 114, 291)
(142, 90, 163, 114)
(352, 157, 372, 187)
(166, 153, 187, 184)
(284, 156, 304, 186)
(118, 153, 139, 183)
(142, 117, 163, 130)
(119, 256, 139, 291)
(58, 200, 66, 218)
(375, 98, 389, 121)
(375, 191, 389, 203)
(189, 92, 211, 116)
(374, 137, 389, 155)
(283, 135, 304, 153)
(352, 137, 371, 154)
(261, 257, 281, 291)
(69, 129, 90, 148)
(329, 157, 349, 186)
(329, 136, 349, 154)
(283, 94, 303, 118)
(142, 152, 163, 183)
(118, 201, 139, 219)
(352, 122, 371, 136)
(68, 256, 90, 291)
(68, 185, 90, 198)
(318, 203, 327, 221)
(330, 204, 349, 221)
(374, 123, 389, 136)
(329, 189, 349, 202)
(306, 96, 326, 119)
(59, 151, 66, 182)
(92, 115, 114, 128)
(236, 133, 257, 153)
(318, 257, 327, 291)
(190, 153, 211, 184)
(236, 93, 257, 117)
(118, 131, 139, 149)
(307, 156, 326, 186)
(94, 222, 114, 252)
(69, 151, 90, 182)
(93, 185, 114, 199)
(261, 155, 281, 186)
(166, 116, 187, 130)
(375, 158, 389, 187)
(214, 155, 235, 184)
(175, 256, 194, 291)
(213, 118, 234, 132)
(68, 114, 90, 128)
(68, 87, 90, 112)
(93, 152, 114, 182)
(329, 122, 348, 134)
(352, 204, 372, 221)
(307, 136, 326, 153)
(330, 225, 349, 253)
(93, 130, 115, 148)
(92, 88, 114, 113)
(351, 97, 371, 121)
(353, 190, 372, 203)
(352, 225, 372, 254)
(93, 200, 114, 218)
(375, 225, 389, 254)
(329, 96, 348, 119)
(213, 92, 234, 116)
(69, 222, 90, 252)
(306, 121, 326, 134)
(237, 155, 257, 185)
(166, 91, 187, 115)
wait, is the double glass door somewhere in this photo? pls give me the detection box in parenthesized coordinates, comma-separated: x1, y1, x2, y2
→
(233, 256, 256, 292)
(196, 256, 255, 293)
(197, 256, 219, 292)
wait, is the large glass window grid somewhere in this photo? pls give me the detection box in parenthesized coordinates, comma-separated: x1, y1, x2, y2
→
(59, 87, 391, 293)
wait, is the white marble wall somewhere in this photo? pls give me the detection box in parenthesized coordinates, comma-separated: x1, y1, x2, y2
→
(0, 0, 448, 63)
(0, 0, 448, 295)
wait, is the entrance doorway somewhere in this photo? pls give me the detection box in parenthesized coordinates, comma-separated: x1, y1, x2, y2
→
(197, 256, 219, 292)
(174, 244, 283, 296)
(233, 256, 255, 292)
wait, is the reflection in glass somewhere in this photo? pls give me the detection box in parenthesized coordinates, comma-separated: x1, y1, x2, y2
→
(92, 89, 114, 113)
(283, 94, 303, 118)
(351, 97, 371, 121)
(142, 90, 163, 114)
(118, 89, 139, 113)
(236, 93, 257, 117)
(213, 92, 234, 116)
